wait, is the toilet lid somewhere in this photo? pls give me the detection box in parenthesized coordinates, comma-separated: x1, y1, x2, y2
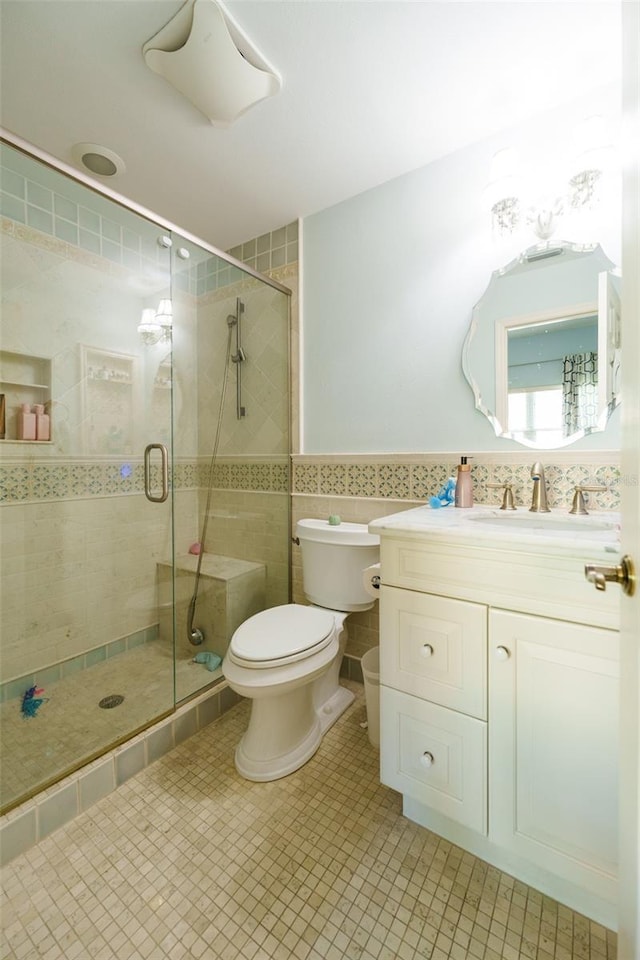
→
(230, 604, 336, 666)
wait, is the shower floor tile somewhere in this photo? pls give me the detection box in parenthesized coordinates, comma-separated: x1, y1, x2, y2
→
(0, 684, 617, 959)
(0, 644, 221, 811)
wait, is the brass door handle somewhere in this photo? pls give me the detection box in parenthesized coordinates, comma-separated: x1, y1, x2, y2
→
(584, 555, 636, 596)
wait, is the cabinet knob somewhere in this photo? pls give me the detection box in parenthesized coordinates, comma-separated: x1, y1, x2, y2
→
(421, 643, 434, 658)
(420, 751, 435, 768)
(495, 645, 511, 661)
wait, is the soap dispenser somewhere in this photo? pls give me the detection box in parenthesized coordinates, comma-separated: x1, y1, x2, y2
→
(454, 456, 474, 508)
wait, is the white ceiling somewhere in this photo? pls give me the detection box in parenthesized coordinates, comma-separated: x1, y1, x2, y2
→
(0, 0, 621, 252)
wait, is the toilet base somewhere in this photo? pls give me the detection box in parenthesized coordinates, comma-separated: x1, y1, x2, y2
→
(233, 683, 323, 782)
(233, 681, 355, 782)
(317, 684, 355, 734)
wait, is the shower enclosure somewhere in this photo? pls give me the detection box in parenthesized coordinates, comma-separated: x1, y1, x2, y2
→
(0, 136, 291, 813)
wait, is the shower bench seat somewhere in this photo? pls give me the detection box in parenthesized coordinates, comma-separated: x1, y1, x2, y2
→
(157, 553, 266, 662)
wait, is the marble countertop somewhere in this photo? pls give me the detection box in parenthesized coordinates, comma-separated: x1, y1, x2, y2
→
(369, 504, 622, 558)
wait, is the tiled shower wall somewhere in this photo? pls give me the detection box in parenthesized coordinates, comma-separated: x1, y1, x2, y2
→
(0, 461, 288, 688)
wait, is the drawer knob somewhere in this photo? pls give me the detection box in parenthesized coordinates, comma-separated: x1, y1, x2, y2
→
(495, 645, 511, 661)
(421, 644, 434, 658)
(420, 751, 435, 768)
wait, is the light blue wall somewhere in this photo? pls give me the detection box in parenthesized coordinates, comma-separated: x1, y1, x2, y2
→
(301, 85, 621, 453)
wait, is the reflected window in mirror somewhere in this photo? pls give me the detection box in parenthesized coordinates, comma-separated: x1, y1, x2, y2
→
(462, 242, 621, 450)
(506, 313, 598, 444)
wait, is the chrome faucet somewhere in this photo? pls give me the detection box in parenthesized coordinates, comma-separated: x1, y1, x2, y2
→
(529, 462, 550, 513)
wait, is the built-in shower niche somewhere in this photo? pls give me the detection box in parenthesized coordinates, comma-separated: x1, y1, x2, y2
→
(157, 553, 266, 701)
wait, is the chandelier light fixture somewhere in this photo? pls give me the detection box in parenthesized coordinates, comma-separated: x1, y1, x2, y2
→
(484, 116, 614, 241)
(138, 299, 173, 346)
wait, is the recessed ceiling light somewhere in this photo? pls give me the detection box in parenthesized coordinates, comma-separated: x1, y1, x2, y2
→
(71, 142, 126, 177)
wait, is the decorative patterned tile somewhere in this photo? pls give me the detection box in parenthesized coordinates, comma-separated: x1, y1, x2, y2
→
(347, 464, 377, 498)
(378, 463, 410, 499)
(0, 465, 30, 502)
(30, 465, 69, 501)
(319, 463, 347, 496)
(293, 462, 319, 494)
(84, 464, 105, 497)
(229, 462, 251, 489)
(411, 464, 450, 501)
(272, 462, 289, 492)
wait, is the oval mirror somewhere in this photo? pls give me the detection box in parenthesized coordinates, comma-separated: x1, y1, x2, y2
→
(462, 242, 621, 449)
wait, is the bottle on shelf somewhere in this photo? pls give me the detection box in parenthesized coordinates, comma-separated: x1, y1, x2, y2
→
(17, 403, 36, 440)
(34, 403, 50, 441)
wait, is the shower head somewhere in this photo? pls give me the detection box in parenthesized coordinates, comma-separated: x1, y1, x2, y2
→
(227, 314, 238, 327)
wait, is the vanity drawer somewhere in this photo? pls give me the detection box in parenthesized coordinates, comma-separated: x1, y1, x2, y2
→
(380, 586, 487, 719)
(380, 686, 487, 835)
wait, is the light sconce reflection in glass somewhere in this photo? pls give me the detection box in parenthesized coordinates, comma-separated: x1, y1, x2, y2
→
(483, 116, 614, 241)
(138, 298, 173, 345)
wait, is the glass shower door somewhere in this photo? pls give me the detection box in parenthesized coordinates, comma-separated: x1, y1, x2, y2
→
(169, 234, 291, 703)
(0, 140, 176, 811)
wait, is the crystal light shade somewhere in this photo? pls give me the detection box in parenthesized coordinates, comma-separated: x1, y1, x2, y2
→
(138, 300, 172, 346)
(155, 299, 173, 329)
(484, 117, 614, 240)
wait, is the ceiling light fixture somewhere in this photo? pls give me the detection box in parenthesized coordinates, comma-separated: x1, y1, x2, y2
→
(142, 0, 281, 126)
(71, 142, 126, 178)
(484, 116, 614, 241)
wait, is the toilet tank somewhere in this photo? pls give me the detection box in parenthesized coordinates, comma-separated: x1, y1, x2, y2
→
(296, 519, 380, 612)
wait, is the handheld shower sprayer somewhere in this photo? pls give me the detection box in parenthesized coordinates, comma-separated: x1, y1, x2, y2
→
(187, 594, 204, 645)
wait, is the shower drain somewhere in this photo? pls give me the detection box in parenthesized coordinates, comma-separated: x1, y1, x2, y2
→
(98, 694, 125, 709)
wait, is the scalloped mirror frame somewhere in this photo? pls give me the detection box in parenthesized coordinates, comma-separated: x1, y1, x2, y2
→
(462, 241, 621, 450)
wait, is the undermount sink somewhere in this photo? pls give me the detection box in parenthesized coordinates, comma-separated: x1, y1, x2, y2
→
(467, 513, 617, 534)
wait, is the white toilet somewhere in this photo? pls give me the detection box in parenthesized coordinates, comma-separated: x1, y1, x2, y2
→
(222, 519, 380, 781)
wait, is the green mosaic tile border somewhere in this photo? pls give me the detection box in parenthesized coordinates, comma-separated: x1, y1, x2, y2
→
(0, 625, 158, 704)
(293, 458, 622, 512)
(0, 458, 290, 504)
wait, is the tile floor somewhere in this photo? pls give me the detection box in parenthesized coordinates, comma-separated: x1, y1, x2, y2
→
(0, 683, 617, 960)
(0, 644, 219, 810)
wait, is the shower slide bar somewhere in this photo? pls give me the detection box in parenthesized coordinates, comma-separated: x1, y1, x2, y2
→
(229, 297, 246, 419)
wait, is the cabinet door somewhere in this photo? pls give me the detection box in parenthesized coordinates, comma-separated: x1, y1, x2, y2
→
(490, 609, 619, 901)
(380, 586, 487, 719)
(381, 686, 487, 834)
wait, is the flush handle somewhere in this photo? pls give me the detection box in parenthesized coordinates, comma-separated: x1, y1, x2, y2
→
(584, 555, 636, 596)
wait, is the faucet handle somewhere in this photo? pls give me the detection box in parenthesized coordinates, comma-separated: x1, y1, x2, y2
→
(487, 481, 516, 511)
(569, 484, 607, 516)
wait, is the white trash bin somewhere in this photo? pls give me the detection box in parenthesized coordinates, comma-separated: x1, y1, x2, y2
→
(361, 647, 380, 748)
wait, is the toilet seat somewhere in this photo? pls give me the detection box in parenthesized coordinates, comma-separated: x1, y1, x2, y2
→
(228, 604, 336, 669)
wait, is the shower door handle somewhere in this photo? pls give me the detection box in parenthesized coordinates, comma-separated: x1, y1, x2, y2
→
(144, 443, 169, 503)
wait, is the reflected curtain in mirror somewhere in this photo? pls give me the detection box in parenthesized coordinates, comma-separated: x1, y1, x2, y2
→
(563, 352, 599, 435)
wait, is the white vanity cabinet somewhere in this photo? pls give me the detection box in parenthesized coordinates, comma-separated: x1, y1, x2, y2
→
(490, 609, 619, 904)
(371, 511, 621, 928)
(380, 588, 488, 834)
